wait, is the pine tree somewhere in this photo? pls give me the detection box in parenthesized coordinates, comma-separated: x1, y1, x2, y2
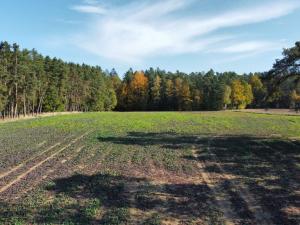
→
(181, 80, 192, 110)
(150, 75, 161, 110)
(163, 79, 174, 110)
(173, 77, 183, 110)
(192, 89, 202, 110)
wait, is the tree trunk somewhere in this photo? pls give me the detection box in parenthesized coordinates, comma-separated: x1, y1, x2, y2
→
(14, 83, 18, 117)
(23, 90, 26, 117)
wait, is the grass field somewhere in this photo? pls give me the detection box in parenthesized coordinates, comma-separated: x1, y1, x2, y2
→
(0, 112, 299, 225)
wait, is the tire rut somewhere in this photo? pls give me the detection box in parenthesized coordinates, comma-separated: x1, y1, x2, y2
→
(14, 144, 98, 200)
(192, 148, 238, 225)
(0, 135, 77, 188)
(13, 145, 86, 200)
(0, 142, 61, 180)
(203, 136, 274, 225)
(0, 131, 91, 196)
(0, 142, 66, 188)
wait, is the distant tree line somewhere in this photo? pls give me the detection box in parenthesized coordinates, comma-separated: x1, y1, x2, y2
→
(0, 41, 299, 117)
(0, 41, 116, 118)
(112, 41, 300, 111)
(111, 68, 260, 111)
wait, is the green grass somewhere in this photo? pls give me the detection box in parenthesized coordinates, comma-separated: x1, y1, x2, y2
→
(0, 112, 299, 224)
(1, 111, 300, 137)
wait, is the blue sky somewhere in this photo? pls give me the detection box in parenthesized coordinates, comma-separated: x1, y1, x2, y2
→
(1, 0, 300, 76)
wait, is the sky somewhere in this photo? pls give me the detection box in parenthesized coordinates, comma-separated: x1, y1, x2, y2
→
(1, 0, 300, 76)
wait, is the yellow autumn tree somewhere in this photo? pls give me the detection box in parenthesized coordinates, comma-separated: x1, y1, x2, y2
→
(222, 85, 231, 109)
(231, 80, 253, 109)
(150, 75, 161, 109)
(291, 90, 300, 111)
(128, 71, 148, 110)
(249, 74, 264, 107)
(173, 78, 183, 110)
(192, 89, 202, 110)
(231, 80, 245, 109)
(173, 78, 192, 110)
(243, 83, 254, 107)
(181, 80, 192, 110)
(118, 83, 129, 110)
(164, 79, 174, 110)
(249, 74, 263, 91)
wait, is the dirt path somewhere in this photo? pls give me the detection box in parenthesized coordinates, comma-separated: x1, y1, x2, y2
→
(191, 148, 238, 225)
(0, 131, 91, 195)
(0, 112, 82, 124)
(203, 136, 273, 225)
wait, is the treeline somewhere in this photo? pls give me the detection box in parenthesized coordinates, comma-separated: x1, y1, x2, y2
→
(112, 68, 300, 111)
(111, 69, 261, 111)
(0, 41, 116, 118)
(112, 41, 300, 111)
(1, 41, 299, 116)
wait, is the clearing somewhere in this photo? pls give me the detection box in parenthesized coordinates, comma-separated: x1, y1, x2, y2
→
(0, 111, 299, 225)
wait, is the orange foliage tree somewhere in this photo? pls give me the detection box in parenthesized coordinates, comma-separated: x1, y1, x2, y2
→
(128, 71, 149, 110)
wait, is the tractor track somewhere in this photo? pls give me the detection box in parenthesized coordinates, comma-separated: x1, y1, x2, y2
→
(0, 131, 92, 199)
(14, 145, 100, 200)
(0, 135, 77, 188)
(192, 148, 238, 225)
(197, 136, 273, 225)
(13, 145, 86, 200)
(0, 142, 61, 180)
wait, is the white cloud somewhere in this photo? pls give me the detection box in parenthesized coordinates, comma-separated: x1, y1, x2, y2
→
(218, 41, 279, 54)
(70, 0, 300, 63)
(71, 4, 106, 15)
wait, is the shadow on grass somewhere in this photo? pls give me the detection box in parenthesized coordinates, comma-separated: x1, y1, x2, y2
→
(98, 132, 300, 225)
(190, 135, 300, 225)
(0, 173, 221, 225)
(97, 131, 206, 150)
(0, 132, 299, 224)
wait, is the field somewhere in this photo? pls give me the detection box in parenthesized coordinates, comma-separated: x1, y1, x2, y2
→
(0, 112, 299, 225)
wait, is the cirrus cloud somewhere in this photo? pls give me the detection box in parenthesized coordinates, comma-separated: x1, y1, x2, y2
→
(69, 0, 300, 63)
(71, 3, 106, 15)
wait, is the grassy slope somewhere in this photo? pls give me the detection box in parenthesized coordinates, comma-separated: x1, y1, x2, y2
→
(0, 112, 299, 224)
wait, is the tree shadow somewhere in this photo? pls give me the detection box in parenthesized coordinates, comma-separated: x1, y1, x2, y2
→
(0, 173, 223, 224)
(191, 135, 300, 225)
(97, 131, 206, 150)
(1, 132, 299, 224)
(98, 132, 300, 224)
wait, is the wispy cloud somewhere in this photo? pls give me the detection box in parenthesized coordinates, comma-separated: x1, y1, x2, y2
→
(71, 1, 106, 15)
(69, 0, 300, 63)
(217, 41, 279, 54)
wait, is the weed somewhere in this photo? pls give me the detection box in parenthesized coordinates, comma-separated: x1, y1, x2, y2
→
(101, 207, 129, 225)
(84, 198, 101, 218)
